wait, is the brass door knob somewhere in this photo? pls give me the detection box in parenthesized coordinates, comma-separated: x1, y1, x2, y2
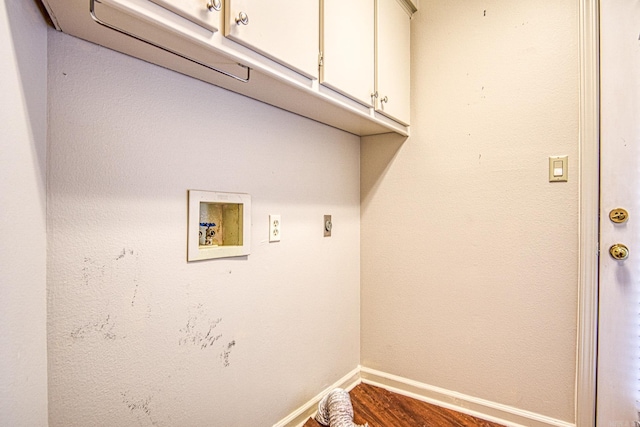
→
(609, 243, 629, 261)
(609, 208, 629, 224)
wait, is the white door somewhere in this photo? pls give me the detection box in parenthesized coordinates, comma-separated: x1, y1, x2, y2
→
(148, 0, 222, 32)
(224, 0, 319, 79)
(375, 0, 410, 124)
(596, 1, 640, 425)
(320, 0, 374, 106)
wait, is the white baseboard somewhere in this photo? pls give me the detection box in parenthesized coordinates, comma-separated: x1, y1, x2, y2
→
(273, 366, 576, 427)
(272, 366, 362, 427)
(360, 367, 576, 427)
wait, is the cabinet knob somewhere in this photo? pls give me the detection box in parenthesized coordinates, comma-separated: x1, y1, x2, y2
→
(380, 96, 389, 104)
(235, 11, 249, 25)
(206, 0, 221, 11)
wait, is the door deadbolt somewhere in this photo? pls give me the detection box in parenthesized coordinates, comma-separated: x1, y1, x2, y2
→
(609, 243, 629, 261)
(609, 208, 629, 224)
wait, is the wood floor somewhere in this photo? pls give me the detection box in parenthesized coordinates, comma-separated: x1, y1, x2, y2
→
(302, 383, 505, 427)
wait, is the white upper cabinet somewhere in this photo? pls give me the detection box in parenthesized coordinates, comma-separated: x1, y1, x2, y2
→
(148, 0, 222, 32)
(320, 0, 375, 107)
(224, 0, 319, 79)
(375, 0, 411, 124)
(41, 0, 413, 136)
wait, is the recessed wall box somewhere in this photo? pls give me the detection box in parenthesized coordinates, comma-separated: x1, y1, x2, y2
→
(187, 190, 251, 261)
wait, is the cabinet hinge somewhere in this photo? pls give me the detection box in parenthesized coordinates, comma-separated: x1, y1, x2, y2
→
(318, 51, 324, 67)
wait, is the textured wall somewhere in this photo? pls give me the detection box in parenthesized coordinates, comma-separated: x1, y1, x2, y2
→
(47, 31, 360, 426)
(361, 0, 579, 422)
(0, 0, 49, 425)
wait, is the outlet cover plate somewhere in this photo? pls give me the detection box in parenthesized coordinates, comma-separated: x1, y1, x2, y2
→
(269, 215, 281, 242)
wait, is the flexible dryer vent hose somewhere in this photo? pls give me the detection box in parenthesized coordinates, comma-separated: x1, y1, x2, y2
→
(315, 388, 368, 427)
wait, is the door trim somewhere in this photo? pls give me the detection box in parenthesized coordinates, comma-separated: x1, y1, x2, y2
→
(576, 0, 599, 425)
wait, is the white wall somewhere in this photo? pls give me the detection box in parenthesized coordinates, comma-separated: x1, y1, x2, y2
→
(0, 0, 49, 425)
(11, 1, 582, 424)
(361, 1, 579, 423)
(46, 31, 361, 426)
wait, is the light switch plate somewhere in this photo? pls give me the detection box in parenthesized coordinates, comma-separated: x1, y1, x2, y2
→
(549, 156, 568, 182)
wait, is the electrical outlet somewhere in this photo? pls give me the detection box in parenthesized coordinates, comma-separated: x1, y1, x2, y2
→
(269, 215, 281, 242)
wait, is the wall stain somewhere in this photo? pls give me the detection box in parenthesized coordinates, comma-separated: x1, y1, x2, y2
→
(220, 340, 236, 367)
(179, 304, 223, 350)
(82, 257, 105, 286)
(81, 249, 140, 308)
(131, 279, 139, 306)
(71, 314, 119, 340)
(121, 391, 158, 425)
(116, 248, 134, 260)
(114, 248, 140, 305)
(178, 305, 237, 366)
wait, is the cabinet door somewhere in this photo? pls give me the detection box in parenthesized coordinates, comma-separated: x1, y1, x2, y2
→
(224, 0, 319, 79)
(375, 0, 410, 124)
(321, 0, 375, 106)
(149, 0, 222, 32)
